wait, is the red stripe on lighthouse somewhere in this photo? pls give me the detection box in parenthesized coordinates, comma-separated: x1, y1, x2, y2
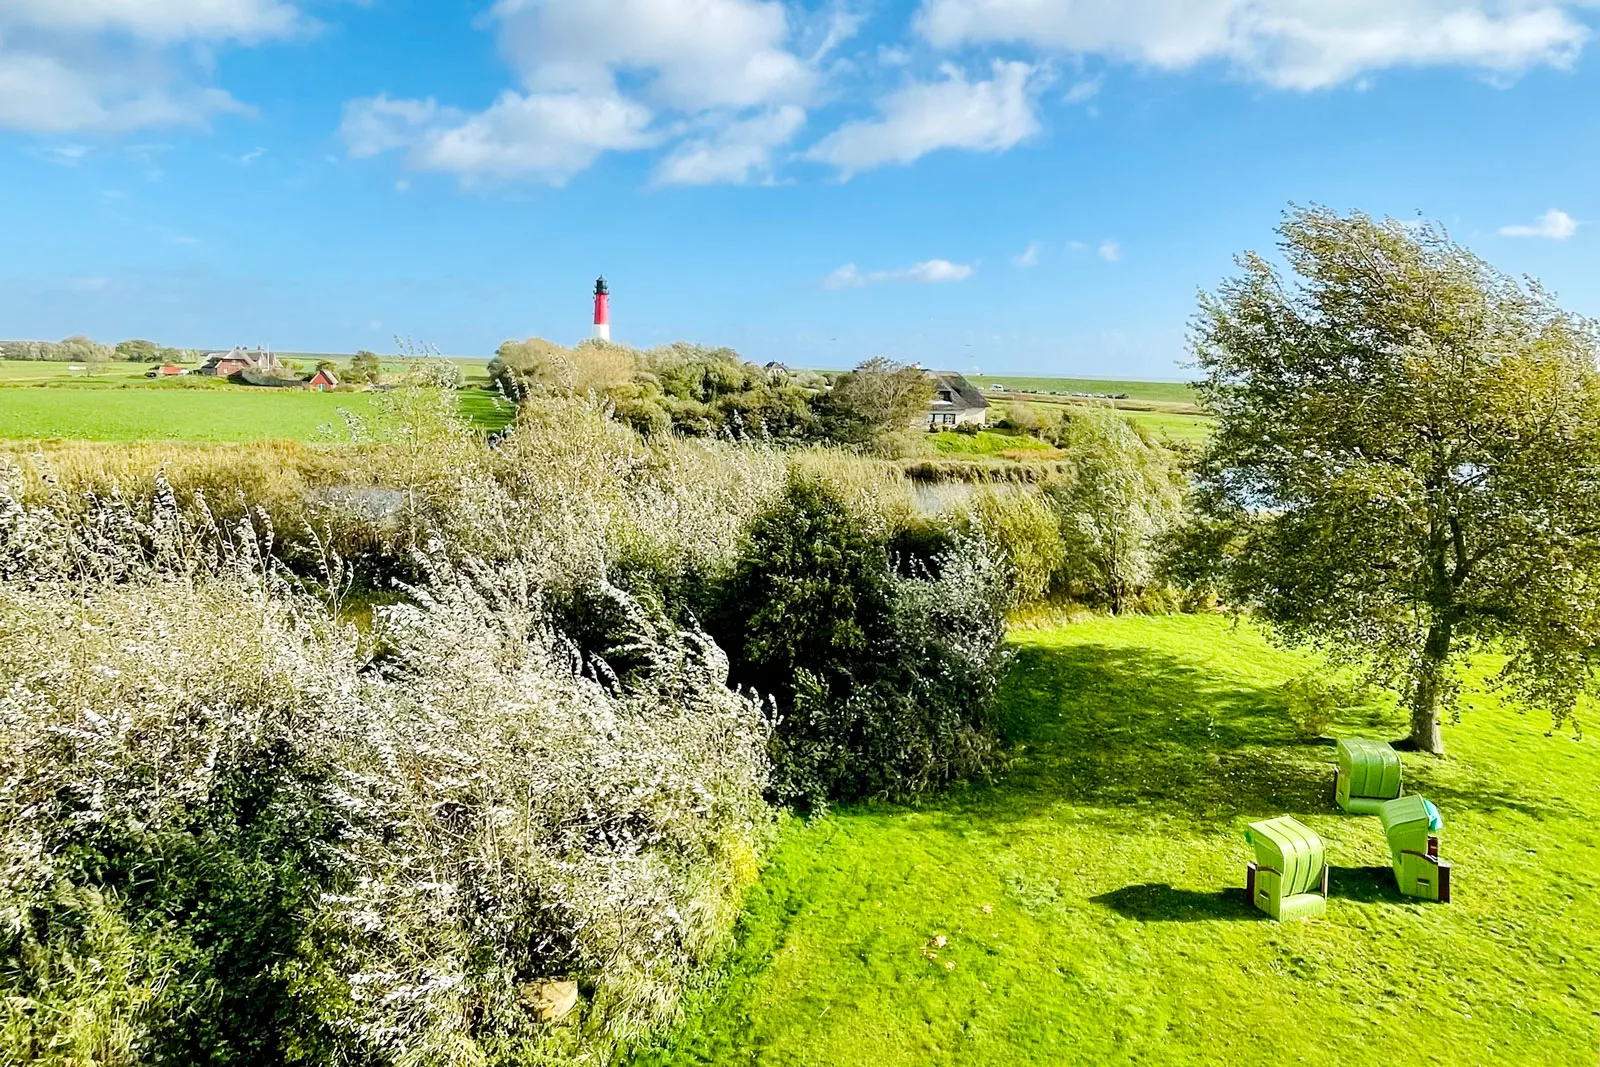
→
(592, 276, 611, 341)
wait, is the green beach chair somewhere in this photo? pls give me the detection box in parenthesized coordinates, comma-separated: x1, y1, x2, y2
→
(1335, 737, 1402, 815)
(1244, 816, 1329, 920)
(1378, 795, 1452, 903)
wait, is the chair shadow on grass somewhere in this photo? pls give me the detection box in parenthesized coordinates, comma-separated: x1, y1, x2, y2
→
(1092, 870, 1410, 921)
(1328, 865, 1411, 904)
(1090, 883, 1264, 922)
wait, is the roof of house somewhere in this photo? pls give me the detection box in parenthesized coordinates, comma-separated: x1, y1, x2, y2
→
(202, 347, 275, 365)
(928, 371, 988, 412)
(310, 369, 338, 384)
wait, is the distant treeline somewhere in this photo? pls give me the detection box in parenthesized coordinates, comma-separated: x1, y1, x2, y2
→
(1, 336, 198, 363)
(490, 337, 937, 454)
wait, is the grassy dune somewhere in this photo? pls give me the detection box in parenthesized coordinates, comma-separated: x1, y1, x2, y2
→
(637, 614, 1597, 1066)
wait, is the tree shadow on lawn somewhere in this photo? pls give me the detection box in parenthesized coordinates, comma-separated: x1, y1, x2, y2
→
(941, 641, 1562, 825)
(940, 643, 1338, 824)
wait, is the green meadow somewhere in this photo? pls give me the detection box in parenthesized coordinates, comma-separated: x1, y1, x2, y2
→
(982, 375, 1199, 405)
(636, 614, 1597, 1067)
(0, 359, 513, 439)
(0, 386, 387, 442)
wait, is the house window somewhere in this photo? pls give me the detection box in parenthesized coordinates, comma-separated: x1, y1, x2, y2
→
(938, 390, 953, 403)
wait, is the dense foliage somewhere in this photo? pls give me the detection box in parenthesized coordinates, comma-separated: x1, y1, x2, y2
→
(0, 478, 773, 1066)
(0, 385, 1022, 1063)
(1191, 206, 1600, 751)
(711, 478, 1010, 805)
(490, 339, 933, 453)
(1, 336, 195, 364)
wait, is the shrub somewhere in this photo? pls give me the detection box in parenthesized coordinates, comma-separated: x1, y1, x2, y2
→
(0, 482, 774, 1066)
(955, 486, 1066, 606)
(1279, 673, 1354, 740)
(1047, 409, 1187, 613)
(711, 477, 1010, 804)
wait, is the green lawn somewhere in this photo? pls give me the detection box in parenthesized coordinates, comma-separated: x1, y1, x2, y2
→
(0, 359, 512, 439)
(636, 614, 1597, 1066)
(0, 361, 153, 384)
(0, 386, 387, 441)
(983, 376, 1198, 405)
(1120, 408, 1215, 444)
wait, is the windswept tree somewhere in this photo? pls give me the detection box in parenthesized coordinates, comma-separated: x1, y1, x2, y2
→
(1049, 408, 1185, 614)
(347, 349, 382, 384)
(1192, 206, 1600, 753)
(820, 358, 933, 451)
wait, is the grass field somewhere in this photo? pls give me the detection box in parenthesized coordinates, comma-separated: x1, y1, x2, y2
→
(0, 386, 392, 442)
(634, 614, 1597, 1066)
(983, 376, 1198, 405)
(1117, 409, 1215, 444)
(982, 375, 1215, 444)
(0, 359, 513, 439)
(2, 360, 1200, 445)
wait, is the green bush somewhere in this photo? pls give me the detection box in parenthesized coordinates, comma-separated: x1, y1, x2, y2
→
(710, 477, 1010, 804)
(0, 482, 774, 1066)
(955, 487, 1066, 606)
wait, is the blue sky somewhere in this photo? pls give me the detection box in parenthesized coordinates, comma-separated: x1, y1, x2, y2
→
(1, 0, 1597, 378)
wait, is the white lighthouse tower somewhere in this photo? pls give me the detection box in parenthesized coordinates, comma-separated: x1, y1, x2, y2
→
(592, 276, 611, 341)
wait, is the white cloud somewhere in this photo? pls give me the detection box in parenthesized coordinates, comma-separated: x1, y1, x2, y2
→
(493, 0, 814, 111)
(1098, 239, 1121, 261)
(342, 90, 657, 185)
(915, 0, 1594, 90)
(341, 95, 456, 158)
(806, 60, 1047, 174)
(346, 0, 839, 186)
(0, 50, 249, 132)
(1499, 207, 1579, 239)
(1013, 240, 1043, 267)
(1, 0, 303, 41)
(823, 258, 975, 288)
(653, 105, 806, 185)
(0, 0, 296, 132)
(1064, 75, 1103, 104)
(878, 44, 913, 66)
(1066, 239, 1088, 251)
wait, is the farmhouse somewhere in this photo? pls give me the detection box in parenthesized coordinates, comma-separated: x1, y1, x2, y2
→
(198, 347, 283, 378)
(308, 368, 338, 390)
(923, 371, 988, 429)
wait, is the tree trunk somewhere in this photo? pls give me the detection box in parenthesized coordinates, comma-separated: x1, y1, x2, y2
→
(1408, 617, 1453, 754)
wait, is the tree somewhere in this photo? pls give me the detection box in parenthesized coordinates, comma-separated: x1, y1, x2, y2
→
(59, 335, 112, 374)
(1049, 409, 1185, 613)
(1191, 206, 1600, 753)
(819, 358, 933, 450)
(116, 339, 161, 362)
(347, 350, 381, 384)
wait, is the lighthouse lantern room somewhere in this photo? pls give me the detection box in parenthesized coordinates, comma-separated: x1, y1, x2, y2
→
(593, 277, 611, 341)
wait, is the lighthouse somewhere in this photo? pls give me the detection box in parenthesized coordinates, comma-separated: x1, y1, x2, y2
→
(592, 276, 610, 341)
